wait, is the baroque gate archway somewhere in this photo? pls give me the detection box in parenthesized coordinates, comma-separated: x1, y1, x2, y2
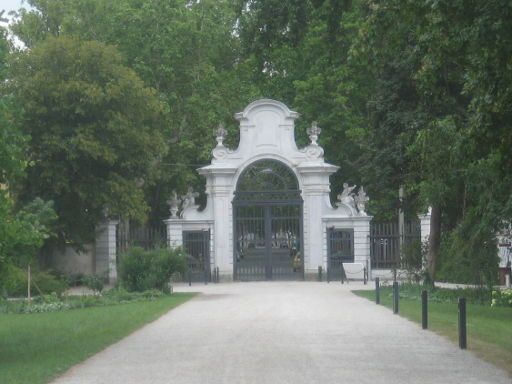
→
(164, 99, 372, 282)
(233, 159, 303, 281)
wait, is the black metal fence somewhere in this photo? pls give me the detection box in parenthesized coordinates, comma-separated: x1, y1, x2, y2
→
(116, 222, 167, 255)
(370, 220, 421, 269)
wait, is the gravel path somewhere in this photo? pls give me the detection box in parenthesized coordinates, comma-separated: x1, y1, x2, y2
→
(52, 282, 510, 384)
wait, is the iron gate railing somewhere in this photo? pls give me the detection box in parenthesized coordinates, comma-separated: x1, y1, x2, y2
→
(116, 222, 167, 255)
(234, 204, 303, 281)
(183, 230, 211, 283)
(369, 221, 421, 269)
(327, 228, 354, 282)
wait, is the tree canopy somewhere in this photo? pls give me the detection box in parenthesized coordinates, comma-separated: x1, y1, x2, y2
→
(1, 0, 510, 284)
(10, 35, 166, 245)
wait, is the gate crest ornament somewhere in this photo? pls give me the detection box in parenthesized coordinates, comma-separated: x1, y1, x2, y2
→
(212, 123, 233, 161)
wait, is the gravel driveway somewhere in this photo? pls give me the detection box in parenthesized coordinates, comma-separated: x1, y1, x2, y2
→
(52, 281, 510, 384)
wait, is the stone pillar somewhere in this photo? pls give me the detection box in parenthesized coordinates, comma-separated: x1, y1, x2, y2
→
(303, 192, 324, 279)
(164, 219, 184, 248)
(211, 189, 233, 281)
(95, 219, 119, 284)
(354, 217, 372, 267)
(418, 208, 432, 271)
(418, 208, 432, 244)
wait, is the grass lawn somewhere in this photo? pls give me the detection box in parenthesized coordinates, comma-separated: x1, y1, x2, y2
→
(0, 293, 195, 384)
(353, 288, 512, 376)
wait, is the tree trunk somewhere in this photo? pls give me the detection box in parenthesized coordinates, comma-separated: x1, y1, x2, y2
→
(427, 205, 441, 283)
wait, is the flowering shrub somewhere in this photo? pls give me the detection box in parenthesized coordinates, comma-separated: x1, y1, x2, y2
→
(491, 289, 512, 307)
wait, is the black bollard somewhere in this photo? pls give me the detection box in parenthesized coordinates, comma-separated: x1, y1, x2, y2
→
(363, 267, 367, 285)
(393, 281, 399, 314)
(421, 290, 428, 329)
(188, 270, 192, 286)
(375, 277, 380, 304)
(458, 298, 467, 349)
(318, 266, 322, 282)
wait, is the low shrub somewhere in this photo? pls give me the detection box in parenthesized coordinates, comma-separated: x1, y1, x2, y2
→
(491, 289, 512, 307)
(1, 266, 68, 297)
(119, 247, 187, 292)
(82, 275, 104, 293)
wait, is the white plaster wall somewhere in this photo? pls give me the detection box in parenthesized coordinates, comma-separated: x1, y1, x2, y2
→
(50, 244, 94, 275)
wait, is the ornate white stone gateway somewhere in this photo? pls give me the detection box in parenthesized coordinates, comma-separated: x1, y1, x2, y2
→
(164, 99, 372, 281)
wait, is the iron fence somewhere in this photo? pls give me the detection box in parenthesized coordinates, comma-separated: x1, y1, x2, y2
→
(369, 220, 421, 269)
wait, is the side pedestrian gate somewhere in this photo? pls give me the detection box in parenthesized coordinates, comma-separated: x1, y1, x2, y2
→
(183, 230, 211, 282)
(327, 228, 354, 282)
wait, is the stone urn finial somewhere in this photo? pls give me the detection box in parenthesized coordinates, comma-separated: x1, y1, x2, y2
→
(167, 190, 181, 219)
(307, 121, 321, 146)
(215, 123, 228, 147)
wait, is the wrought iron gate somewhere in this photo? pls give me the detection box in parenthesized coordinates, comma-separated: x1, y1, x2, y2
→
(233, 160, 303, 281)
(183, 230, 211, 282)
(327, 228, 354, 282)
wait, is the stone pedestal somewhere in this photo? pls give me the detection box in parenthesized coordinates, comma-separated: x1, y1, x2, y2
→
(95, 219, 119, 284)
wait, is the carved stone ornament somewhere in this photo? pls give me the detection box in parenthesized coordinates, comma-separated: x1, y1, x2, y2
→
(300, 121, 325, 159)
(180, 187, 199, 218)
(307, 121, 321, 145)
(335, 183, 358, 215)
(167, 190, 181, 218)
(354, 186, 369, 216)
(213, 123, 233, 160)
(215, 123, 228, 146)
(304, 145, 324, 159)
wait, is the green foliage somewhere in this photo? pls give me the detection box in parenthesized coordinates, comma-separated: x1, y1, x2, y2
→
(11, 0, 257, 225)
(10, 35, 166, 246)
(0, 287, 166, 314)
(2, 266, 68, 298)
(492, 289, 512, 308)
(401, 239, 423, 279)
(119, 247, 187, 292)
(81, 274, 104, 294)
(4, 0, 511, 286)
(437, 217, 500, 287)
(380, 283, 492, 306)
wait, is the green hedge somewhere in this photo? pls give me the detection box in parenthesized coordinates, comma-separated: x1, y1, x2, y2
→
(119, 247, 187, 292)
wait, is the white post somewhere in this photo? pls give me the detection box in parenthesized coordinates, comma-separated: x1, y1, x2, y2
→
(418, 208, 432, 270)
(27, 264, 31, 301)
(95, 219, 119, 284)
(164, 219, 184, 249)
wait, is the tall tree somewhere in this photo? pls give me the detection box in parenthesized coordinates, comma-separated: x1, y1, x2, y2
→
(12, 0, 257, 223)
(10, 36, 167, 246)
(0, 25, 56, 286)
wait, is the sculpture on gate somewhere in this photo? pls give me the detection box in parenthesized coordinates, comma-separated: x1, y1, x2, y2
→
(354, 186, 369, 216)
(180, 187, 200, 218)
(336, 183, 369, 216)
(167, 190, 181, 218)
